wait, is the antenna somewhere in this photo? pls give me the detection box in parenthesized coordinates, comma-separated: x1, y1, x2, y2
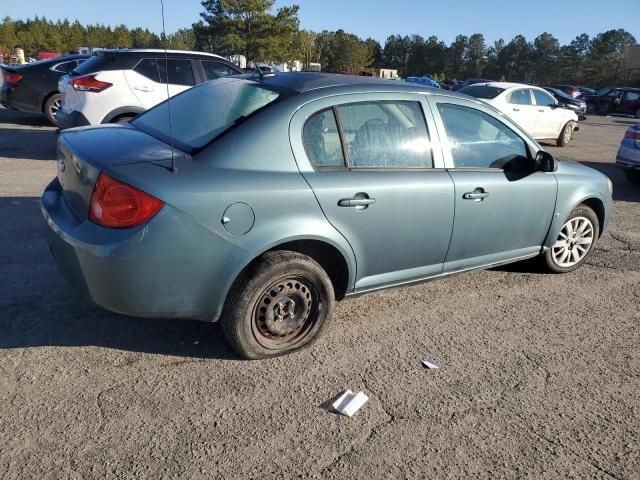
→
(160, 0, 177, 173)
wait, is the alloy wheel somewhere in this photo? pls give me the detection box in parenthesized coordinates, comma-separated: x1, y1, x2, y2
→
(563, 124, 572, 145)
(551, 216, 594, 268)
(49, 96, 61, 119)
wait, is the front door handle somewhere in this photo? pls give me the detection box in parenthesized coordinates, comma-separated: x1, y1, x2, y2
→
(512, 107, 520, 112)
(463, 189, 489, 201)
(338, 198, 376, 207)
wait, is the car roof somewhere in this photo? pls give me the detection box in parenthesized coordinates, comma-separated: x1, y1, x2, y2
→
(476, 81, 539, 90)
(256, 72, 446, 94)
(94, 48, 226, 60)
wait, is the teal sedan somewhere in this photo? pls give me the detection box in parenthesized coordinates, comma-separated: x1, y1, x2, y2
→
(41, 73, 613, 359)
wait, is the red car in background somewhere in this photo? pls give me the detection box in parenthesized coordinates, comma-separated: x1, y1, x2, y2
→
(581, 87, 640, 118)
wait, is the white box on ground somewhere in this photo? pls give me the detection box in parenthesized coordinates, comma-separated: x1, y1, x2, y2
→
(332, 390, 369, 417)
(422, 358, 439, 369)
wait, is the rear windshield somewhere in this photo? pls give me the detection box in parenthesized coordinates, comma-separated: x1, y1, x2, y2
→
(459, 85, 505, 99)
(71, 54, 115, 76)
(131, 78, 283, 153)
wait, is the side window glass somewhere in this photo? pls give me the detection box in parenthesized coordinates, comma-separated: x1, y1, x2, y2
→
(55, 61, 76, 73)
(437, 103, 530, 171)
(624, 92, 640, 102)
(159, 59, 195, 86)
(202, 61, 239, 80)
(336, 101, 432, 168)
(509, 89, 533, 105)
(134, 58, 161, 82)
(303, 109, 345, 168)
(533, 90, 556, 107)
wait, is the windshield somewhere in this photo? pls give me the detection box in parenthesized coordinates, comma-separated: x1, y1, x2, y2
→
(459, 85, 505, 99)
(131, 78, 283, 153)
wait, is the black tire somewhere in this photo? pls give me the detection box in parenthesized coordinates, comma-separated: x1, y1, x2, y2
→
(586, 102, 596, 114)
(624, 169, 640, 184)
(43, 93, 61, 126)
(556, 121, 574, 147)
(221, 251, 335, 359)
(541, 205, 599, 273)
(113, 115, 135, 124)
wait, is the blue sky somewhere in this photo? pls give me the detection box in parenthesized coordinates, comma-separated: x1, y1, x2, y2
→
(2, 0, 638, 45)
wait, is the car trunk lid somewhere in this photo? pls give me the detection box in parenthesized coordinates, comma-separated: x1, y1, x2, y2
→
(57, 124, 186, 220)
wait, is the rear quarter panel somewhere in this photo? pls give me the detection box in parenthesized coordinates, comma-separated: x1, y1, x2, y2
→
(109, 99, 358, 318)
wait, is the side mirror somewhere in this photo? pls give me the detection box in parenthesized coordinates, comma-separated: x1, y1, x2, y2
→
(535, 150, 556, 172)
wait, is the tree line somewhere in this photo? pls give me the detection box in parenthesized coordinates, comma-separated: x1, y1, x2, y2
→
(1, 1, 637, 88)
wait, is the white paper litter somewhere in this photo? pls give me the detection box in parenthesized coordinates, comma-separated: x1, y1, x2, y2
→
(332, 390, 369, 417)
(422, 358, 439, 369)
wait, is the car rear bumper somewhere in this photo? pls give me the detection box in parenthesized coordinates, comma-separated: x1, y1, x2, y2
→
(41, 177, 249, 321)
(616, 158, 640, 170)
(57, 109, 90, 130)
(0, 85, 39, 113)
(616, 144, 640, 169)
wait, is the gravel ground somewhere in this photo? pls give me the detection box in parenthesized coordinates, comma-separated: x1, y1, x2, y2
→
(0, 109, 638, 479)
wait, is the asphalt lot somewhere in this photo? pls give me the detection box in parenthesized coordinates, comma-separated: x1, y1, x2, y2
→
(0, 108, 639, 479)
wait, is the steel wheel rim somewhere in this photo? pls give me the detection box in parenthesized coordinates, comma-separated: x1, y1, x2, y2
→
(563, 125, 572, 144)
(551, 216, 594, 268)
(50, 97, 61, 118)
(251, 276, 319, 349)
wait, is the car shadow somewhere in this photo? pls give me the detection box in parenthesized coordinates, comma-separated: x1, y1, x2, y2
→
(0, 109, 57, 161)
(0, 197, 239, 360)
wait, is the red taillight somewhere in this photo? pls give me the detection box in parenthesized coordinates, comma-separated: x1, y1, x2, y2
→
(624, 129, 640, 140)
(71, 74, 112, 93)
(89, 173, 164, 228)
(3, 71, 22, 84)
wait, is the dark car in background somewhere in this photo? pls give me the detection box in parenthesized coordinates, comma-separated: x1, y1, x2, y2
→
(577, 87, 596, 97)
(581, 87, 640, 117)
(0, 54, 89, 125)
(550, 84, 582, 98)
(544, 87, 587, 119)
(453, 78, 494, 90)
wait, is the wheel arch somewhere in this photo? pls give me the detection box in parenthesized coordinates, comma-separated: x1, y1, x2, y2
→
(41, 90, 59, 113)
(101, 106, 145, 124)
(580, 197, 605, 237)
(543, 194, 608, 250)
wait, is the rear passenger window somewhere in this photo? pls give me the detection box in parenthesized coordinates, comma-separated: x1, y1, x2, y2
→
(509, 89, 532, 105)
(336, 101, 432, 169)
(134, 58, 195, 86)
(202, 61, 239, 80)
(54, 61, 78, 73)
(303, 109, 345, 168)
(437, 103, 529, 170)
(134, 59, 161, 82)
(160, 59, 195, 86)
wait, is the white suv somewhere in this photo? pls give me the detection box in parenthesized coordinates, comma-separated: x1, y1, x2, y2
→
(459, 82, 579, 147)
(57, 49, 242, 129)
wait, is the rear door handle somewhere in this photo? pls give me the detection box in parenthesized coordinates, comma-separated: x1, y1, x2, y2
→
(338, 198, 376, 207)
(512, 107, 520, 111)
(463, 189, 489, 201)
(134, 85, 154, 92)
